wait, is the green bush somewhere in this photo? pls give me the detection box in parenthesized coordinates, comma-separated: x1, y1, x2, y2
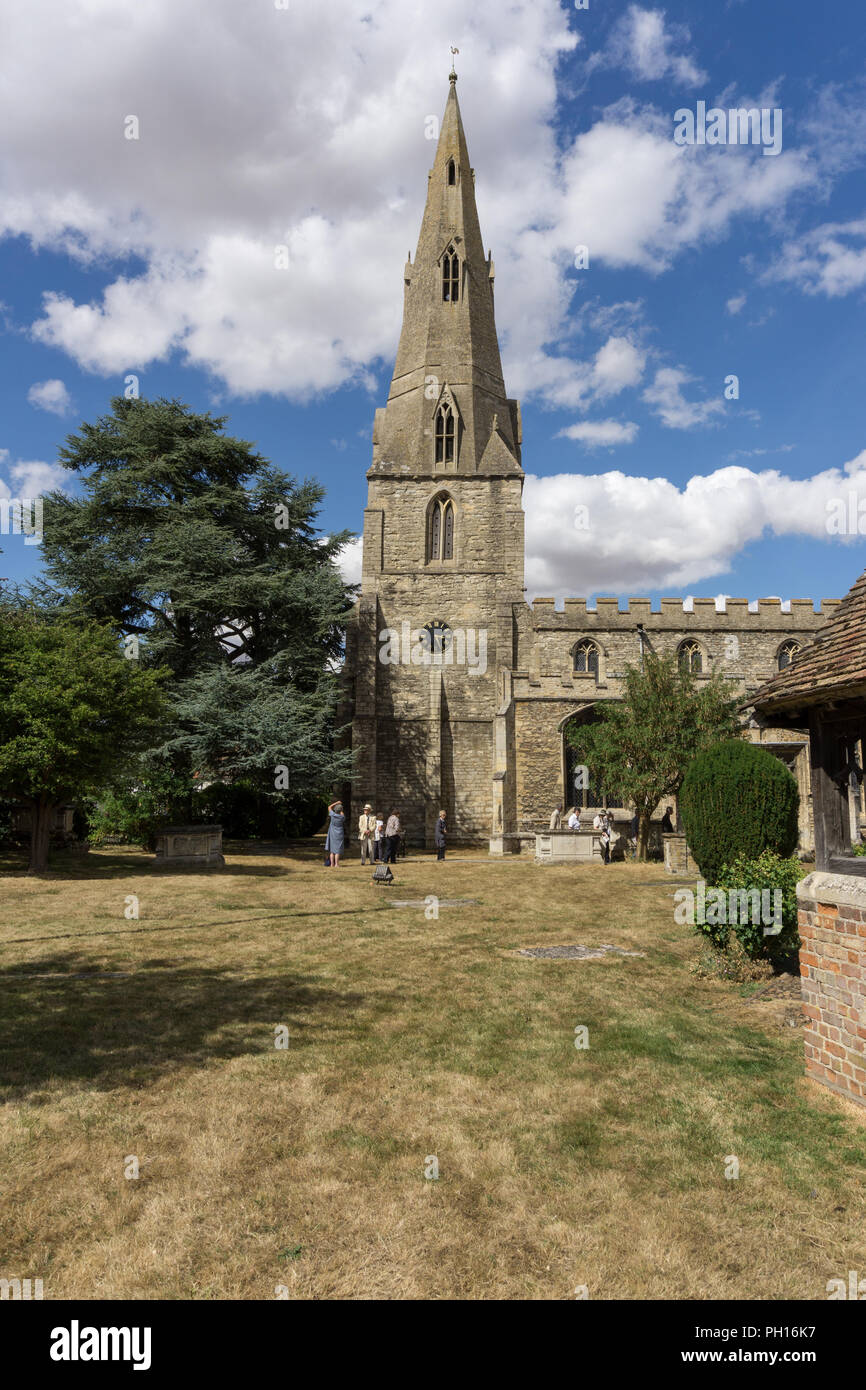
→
(88, 766, 189, 849)
(680, 739, 799, 886)
(88, 772, 326, 848)
(713, 851, 804, 964)
(192, 780, 326, 840)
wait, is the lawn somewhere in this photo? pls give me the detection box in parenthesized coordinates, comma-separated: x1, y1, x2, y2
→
(1, 843, 864, 1300)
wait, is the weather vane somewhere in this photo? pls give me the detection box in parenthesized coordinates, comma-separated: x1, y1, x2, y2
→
(449, 46, 459, 80)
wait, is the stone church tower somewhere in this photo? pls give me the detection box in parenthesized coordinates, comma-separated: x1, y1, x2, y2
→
(344, 70, 524, 846)
(344, 73, 836, 854)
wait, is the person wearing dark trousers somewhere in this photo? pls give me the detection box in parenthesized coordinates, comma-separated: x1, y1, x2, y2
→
(384, 810, 401, 864)
(434, 810, 447, 861)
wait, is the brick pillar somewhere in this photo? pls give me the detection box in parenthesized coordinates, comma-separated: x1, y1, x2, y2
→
(797, 872, 866, 1109)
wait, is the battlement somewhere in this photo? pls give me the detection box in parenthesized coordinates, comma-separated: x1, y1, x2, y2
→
(530, 596, 839, 619)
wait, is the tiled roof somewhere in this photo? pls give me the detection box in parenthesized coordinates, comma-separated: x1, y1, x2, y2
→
(751, 568, 866, 712)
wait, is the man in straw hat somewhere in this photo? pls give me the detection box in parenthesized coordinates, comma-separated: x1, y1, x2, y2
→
(358, 802, 376, 866)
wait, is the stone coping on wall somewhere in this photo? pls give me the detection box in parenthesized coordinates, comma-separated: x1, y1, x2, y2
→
(797, 871, 866, 911)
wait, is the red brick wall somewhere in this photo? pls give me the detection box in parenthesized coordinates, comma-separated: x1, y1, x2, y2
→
(797, 873, 866, 1108)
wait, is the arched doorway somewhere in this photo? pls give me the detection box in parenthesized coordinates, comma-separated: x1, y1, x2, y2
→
(562, 706, 622, 812)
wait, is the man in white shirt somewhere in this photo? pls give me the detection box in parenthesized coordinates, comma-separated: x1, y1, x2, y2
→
(593, 811, 611, 864)
(358, 803, 376, 865)
(567, 808, 580, 830)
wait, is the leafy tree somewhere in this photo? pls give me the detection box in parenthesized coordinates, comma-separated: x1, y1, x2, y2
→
(567, 653, 742, 860)
(679, 738, 800, 886)
(33, 396, 354, 822)
(0, 607, 165, 874)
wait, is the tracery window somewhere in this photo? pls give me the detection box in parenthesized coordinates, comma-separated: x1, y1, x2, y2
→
(427, 495, 455, 563)
(573, 639, 600, 678)
(678, 640, 703, 675)
(778, 640, 801, 671)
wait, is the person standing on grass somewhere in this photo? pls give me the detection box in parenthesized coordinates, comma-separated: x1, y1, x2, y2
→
(434, 809, 447, 861)
(384, 809, 401, 864)
(325, 800, 346, 867)
(373, 813, 385, 861)
(567, 806, 580, 830)
(358, 803, 376, 866)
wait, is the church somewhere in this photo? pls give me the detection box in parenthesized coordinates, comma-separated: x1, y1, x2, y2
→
(342, 72, 836, 852)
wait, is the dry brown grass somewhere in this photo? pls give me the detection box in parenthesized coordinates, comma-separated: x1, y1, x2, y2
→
(1, 843, 864, 1300)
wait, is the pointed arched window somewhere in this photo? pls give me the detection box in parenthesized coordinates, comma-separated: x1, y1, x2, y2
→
(678, 640, 703, 675)
(573, 640, 600, 679)
(442, 247, 459, 303)
(447, 158, 456, 185)
(778, 640, 801, 671)
(435, 404, 455, 465)
(427, 494, 456, 564)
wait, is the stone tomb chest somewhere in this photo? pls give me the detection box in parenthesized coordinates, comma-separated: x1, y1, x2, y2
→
(154, 824, 225, 868)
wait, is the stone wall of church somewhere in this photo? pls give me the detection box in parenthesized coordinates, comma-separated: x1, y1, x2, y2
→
(506, 597, 835, 840)
(365, 474, 524, 583)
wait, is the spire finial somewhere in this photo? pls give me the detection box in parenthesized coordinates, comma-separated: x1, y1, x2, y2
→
(449, 46, 459, 82)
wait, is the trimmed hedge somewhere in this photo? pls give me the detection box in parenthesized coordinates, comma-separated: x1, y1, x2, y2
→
(679, 739, 799, 887)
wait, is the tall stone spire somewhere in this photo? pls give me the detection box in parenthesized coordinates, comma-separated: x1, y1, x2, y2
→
(371, 74, 522, 477)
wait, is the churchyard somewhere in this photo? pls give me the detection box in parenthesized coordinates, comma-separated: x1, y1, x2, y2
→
(2, 844, 864, 1301)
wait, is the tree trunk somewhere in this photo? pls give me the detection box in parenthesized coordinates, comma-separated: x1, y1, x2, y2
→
(28, 796, 54, 876)
(637, 811, 651, 862)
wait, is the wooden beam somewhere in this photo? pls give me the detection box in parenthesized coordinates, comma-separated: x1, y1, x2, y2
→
(810, 710, 849, 869)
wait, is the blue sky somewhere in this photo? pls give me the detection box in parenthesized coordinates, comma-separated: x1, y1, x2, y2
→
(1, 0, 865, 605)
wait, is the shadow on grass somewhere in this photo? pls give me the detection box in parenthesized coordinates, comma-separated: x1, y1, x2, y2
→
(6, 904, 394, 946)
(0, 848, 300, 881)
(0, 950, 371, 1100)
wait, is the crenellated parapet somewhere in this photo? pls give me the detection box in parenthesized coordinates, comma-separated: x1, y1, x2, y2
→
(529, 596, 837, 628)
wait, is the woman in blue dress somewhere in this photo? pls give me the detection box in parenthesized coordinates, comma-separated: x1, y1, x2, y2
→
(325, 801, 347, 867)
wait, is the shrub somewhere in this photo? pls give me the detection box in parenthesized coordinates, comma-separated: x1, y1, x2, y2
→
(88, 771, 186, 849)
(713, 851, 804, 964)
(691, 938, 773, 984)
(88, 773, 326, 847)
(680, 739, 799, 887)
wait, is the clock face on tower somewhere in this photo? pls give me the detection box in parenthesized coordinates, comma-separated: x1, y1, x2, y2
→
(421, 621, 452, 655)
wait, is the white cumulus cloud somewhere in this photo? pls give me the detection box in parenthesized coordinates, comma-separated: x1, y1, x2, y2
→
(523, 448, 866, 597)
(642, 366, 726, 430)
(556, 420, 639, 448)
(765, 218, 866, 297)
(589, 5, 707, 86)
(26, 378, 73, 415)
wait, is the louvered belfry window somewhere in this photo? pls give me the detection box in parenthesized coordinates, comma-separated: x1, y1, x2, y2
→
(435, 405, 455, 464)
(442, 248, 459, 302)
